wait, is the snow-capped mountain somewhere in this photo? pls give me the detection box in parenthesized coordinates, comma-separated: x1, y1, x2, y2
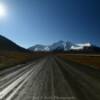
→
(71, 43, 92, 50)
(29, 44, 50, 51)
(49, 41, 73, 51)
(28, 41, 92, 52)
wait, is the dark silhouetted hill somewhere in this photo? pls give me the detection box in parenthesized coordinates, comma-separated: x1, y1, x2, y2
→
(0, 35, 29, 52)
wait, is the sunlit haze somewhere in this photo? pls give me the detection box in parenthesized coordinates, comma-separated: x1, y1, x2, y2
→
(0, 3, 6, 17)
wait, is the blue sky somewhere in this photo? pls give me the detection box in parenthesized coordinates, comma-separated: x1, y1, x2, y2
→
(0, 0, 100, 48)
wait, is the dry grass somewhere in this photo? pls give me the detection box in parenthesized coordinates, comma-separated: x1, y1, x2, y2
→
(0, 51, 46, 70)
(1, 51, 100, 70)
(57, 53, 100, 68)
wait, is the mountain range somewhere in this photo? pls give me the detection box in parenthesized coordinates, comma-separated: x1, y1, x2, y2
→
(28, 40, 100, 53)
(0, 35, 100, 53)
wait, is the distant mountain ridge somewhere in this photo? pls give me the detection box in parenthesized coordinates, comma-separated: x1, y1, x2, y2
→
(0, 35, 99, 53)
(28, 40, 100, 53)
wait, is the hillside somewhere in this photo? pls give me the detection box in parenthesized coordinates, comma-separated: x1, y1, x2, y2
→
(0, 35, 28, 52)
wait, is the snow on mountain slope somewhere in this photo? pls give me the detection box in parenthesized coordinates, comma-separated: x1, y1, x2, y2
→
(71, 46, 84, 50)
(29, 44, 50, 51)
(77, 43, 91, 47)
(28, 41, 92, 51)
(71, 43, 91, 50)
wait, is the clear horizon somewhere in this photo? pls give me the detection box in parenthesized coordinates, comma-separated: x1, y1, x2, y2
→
(0, 0, 100, 48)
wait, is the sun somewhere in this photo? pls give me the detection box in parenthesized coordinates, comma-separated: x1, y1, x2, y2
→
(0, 3, 6, 17)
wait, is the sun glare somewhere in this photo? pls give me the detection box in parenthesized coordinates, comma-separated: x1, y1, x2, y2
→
(0, 3, 6, 17)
